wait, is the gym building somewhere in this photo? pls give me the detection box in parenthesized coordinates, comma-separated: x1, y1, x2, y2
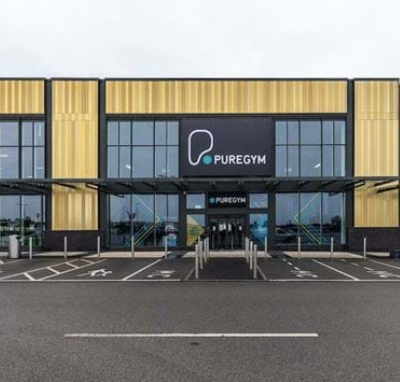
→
(0, 78, 399, 252)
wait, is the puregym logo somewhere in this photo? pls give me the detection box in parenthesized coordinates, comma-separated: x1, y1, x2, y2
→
(188, 129, 267, 167)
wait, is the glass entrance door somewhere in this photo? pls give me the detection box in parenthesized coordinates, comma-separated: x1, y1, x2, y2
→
(209, 215, 245, 250)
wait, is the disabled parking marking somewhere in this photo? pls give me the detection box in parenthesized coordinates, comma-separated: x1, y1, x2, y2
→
(369, 259, 400, 272)
(147, 270, 176, 279)
(122, 259, 162, 281)
(366, 270, 400, 279)
(312, 260, 359, 281)
(291, 270, 318, 279)
(39, 260, 106, 281)
(78, 268, 113, 278)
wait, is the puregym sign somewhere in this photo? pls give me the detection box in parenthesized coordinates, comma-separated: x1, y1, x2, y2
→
(181, 117, 273, 177)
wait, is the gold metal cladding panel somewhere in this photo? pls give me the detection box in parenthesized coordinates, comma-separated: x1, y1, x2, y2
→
(354, 81, 399, 177)
(106, 80, 347, 114)
(0, 80, 45, 114)
(52, 184, 98, 230)
(354, 183, 399, 227)
(52, 80, 98, 178)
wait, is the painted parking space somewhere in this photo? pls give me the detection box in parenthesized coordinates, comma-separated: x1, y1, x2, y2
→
(48, 258, 158, 281)
(126, 258, 194, 281)
(190, 258, 254, 280)
(258, 258, 352, 281)
(0, 258, 105, 282)
(315, 259, 400, 280)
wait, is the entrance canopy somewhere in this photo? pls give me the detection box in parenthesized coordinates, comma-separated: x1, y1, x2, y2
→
(0, 177, 398, 194)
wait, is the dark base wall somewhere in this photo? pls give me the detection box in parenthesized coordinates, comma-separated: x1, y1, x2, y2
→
(44, 231, 105, 251)
(348, 228, 400, 252)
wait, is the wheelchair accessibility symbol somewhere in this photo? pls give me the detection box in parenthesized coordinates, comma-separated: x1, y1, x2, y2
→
(78, 269, 113, 278)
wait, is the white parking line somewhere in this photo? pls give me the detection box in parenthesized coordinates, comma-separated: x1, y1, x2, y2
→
(47, 267, 61, 274)
(64, 332, 319, 338)
(257, 266, 267, 280)
(364, 267, 374, 271)
(0, 259, 3, 265)
(122, 259, 162, 281)
(39, 259, 107, 281)
(23, 272, 35, 281)
(313, 260, 359, 281)
(66, 262, 79, 269)
(369, 259, 400, 272)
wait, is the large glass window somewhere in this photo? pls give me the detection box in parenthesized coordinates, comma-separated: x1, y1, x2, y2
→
(275, 119, 346, 177)
(250, 193, 268, 209)
(0, 120, 45, 179)
(249, 214, 268, 247)
(0, 195, 45, 246)
(186, 214, 205, 246)
(186, 193, 205, 209)
(109, 194, 179, 248)
(107, 120, 179, 179)
(275, 193, 345, 245)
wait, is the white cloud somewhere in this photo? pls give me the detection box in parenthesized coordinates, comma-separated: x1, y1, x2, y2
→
(0, 0, 399, 77)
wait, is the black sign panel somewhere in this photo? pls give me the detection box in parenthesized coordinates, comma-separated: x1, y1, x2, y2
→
(180, 117, 273, 177)
(208, 192, 247, 208)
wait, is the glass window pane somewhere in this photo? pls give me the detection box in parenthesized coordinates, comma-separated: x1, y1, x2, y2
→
(334, 121, 346, 144)
(167, 121, 179, 145)
(107, 147, 119, 178)
(167, 194, 179, 247)
(322, 193, 345, 244)
(34, 122, 45, 146)
(107, 121, 119, 145)
(186, 194, 205, 209)
(155, 194, 168, 246)
(275, 121, 287, 144)
(132, 121, 153, 145)
(249, 214, 268, 246)
(299, 193, 321, 244)
(186, 214, 205, 245)
(34, 147, 45, 179)
(155, 121, 167, 145)
(287, 121, 299, 144)
(0, 147, 18, 178)
(250, 193, 268, 209)
(167, 146, 179, 178)
(22, 147, 33, 178)
(334, 145, 345, 176)
(132, 147, 154, 177)
(300, 121, 321, 144)
(109, 195, 131, 247)
(300, 146, 321, 176)
(155, 146, 167, 178)
(287, 146, 299, 177)
(0, 195, 21, 246)
(275, 194, 298, 244)
(322, 145, 333, 177)
(0, 121, 18, 146)
(22, 122, 33, 146)
(132, 194, 155, 247)
(119, 147, 131, 178)
(119, 121, 131, 145)
(275, 146, 287, 177)
(21, 195, 43, 245)
(322, 121, 334, 144)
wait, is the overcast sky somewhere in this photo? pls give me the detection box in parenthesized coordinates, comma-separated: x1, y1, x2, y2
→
(0, 0, 399, 78)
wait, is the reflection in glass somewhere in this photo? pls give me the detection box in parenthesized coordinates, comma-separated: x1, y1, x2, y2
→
(0, 122, 18, 146)
(300, 121, 321, 144)
(299, 193, 321, 244)
(300, 146, 321, 176)
(109, 195, 130, 247)
(250, 193, 268, 209)
(132, 121, 153, 145)
(186, 214, 205, 245)
(275, 194, 298, 244)
(107, 147, 119, 178)
(250, 214, 268, 247)
(276, 121, 287, 144)
(186, 194, 205, 209)
(132, 147, 154, 178)
(0, 147, 18, 178)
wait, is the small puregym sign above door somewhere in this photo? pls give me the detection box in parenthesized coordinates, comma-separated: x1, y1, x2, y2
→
(208, 192, 247, 208)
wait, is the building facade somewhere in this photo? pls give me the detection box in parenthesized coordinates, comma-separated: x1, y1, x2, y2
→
(0, 78, 399, 251)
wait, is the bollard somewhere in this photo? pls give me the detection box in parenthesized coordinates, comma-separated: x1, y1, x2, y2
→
(253, 244, 258, 279)
(97, 236, 101, 260)
(131, 236, 135, 259)
(29, 237, 33, 260)
(64, 236, 68, 259)
(297, 236, 301, 260)
(207, 238, 210, 260)
(164, 235, 168, 259)
(195, 244, 199, 279)
(363, 237, 367, 259)
(264, 237, 268, 258)
(330, 237, 334, 260)
(249, 241, 254, 270)
(199, 240, 203, 270)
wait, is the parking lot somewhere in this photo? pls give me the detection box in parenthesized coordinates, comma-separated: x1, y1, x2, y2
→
(1, 252, 400, 282)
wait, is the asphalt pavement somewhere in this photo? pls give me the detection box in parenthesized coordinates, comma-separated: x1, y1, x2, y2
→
(1, 281, 400, 382)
